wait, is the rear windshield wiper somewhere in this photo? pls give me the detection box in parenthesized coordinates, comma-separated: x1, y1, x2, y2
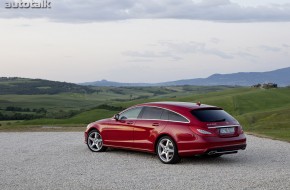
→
(210, 119, 226, 122)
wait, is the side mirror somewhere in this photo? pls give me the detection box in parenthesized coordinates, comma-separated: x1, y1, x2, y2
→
(114, 114, 120, 121)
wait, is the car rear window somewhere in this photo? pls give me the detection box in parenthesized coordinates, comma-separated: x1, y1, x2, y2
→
(191, 108, 235, 122)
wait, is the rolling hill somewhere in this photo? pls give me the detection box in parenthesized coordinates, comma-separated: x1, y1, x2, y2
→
(4, 86, 289, 142)
(0, 75, 290, 142)
(0, 77, 95, 95)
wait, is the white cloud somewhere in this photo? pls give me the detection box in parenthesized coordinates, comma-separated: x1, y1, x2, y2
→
(124, 41, 234, 60)
(123, 50, 182, 61)
(1, 0, 290, 22)
(260, 45, 281, 52)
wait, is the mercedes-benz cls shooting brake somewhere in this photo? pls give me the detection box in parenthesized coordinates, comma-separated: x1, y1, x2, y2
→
(84, 102, 246, 164)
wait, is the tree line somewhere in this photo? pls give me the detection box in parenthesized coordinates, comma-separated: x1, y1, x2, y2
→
(5, 106, 47, 113)
(0, 104, 125, 121)
(0, 107, 83, 121)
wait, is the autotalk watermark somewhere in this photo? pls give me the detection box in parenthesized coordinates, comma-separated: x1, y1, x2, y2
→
(5, 0, 51, 9)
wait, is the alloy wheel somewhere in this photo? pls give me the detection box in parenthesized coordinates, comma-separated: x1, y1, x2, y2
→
(158, 138, 175, 163)
(88, 131, 103, 152)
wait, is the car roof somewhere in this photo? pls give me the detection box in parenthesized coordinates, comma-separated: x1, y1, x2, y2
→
(137, 101, 217, 111)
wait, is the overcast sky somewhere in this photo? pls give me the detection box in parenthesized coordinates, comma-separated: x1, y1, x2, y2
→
(0, 0, 290, 83)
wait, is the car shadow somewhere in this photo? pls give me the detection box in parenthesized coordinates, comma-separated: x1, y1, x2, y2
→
(105, 148, 243, 165)
(106, 148, 156, 158)
(180, 155, 243, 165)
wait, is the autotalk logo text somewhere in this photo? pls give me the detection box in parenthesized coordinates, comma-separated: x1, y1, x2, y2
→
(5, 0, 52, 9)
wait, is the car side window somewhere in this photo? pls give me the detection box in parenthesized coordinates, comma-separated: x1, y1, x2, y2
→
(160, 109, 188, 122)
(160, 110, 169, 120)
(141, 107, 163, 120)
(168, 111, 188, 122)
(119, 107, 142, 120)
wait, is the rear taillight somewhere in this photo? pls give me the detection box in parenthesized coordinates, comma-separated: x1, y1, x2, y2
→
(189, 126, 216, 136)
(238, 126, 244, 134)
(197, 129, 212, 135)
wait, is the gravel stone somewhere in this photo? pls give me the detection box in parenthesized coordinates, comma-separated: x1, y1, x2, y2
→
(0, 132, 289, 190)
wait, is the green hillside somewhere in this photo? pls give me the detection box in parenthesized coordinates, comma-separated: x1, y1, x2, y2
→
(0, 85, 233, 121)
(0, 85, 289, 142)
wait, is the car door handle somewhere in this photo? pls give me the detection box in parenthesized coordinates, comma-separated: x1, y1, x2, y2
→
(127, 121, 134, 125)
(152, 123, 159, 126)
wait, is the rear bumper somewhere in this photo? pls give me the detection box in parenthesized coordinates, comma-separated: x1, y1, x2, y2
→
(178, 134, 247, 156)
(205, 144, 246, 155)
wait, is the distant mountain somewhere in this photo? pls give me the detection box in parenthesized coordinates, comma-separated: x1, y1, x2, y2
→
(80, 67, 290, 87)
(80, 79, 149, 87)
(0, 77, 95, 95)
(159, 67, 290, 86)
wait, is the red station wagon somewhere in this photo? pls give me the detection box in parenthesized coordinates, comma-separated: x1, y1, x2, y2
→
(84, 102, 246, 164)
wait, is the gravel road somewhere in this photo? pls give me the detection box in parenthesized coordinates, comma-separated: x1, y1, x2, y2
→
(0, 132, 289, 190)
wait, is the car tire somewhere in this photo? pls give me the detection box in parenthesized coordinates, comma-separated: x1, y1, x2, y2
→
(87, 129, 107, 152)
(156, 136, 180, 164)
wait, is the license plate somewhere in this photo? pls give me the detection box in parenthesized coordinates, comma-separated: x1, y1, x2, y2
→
(220, 127, 235, 135)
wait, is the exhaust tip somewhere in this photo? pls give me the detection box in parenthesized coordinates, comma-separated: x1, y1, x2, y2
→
(208, 151, 217, 155)
(207, 150, 238, 155)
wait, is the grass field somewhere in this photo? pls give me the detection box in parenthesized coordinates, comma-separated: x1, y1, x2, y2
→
(1, 86, 290, 142)
(0, 86, 233, 118)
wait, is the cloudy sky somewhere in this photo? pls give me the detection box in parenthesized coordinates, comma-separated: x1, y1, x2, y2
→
(0, 0, 290, 83)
